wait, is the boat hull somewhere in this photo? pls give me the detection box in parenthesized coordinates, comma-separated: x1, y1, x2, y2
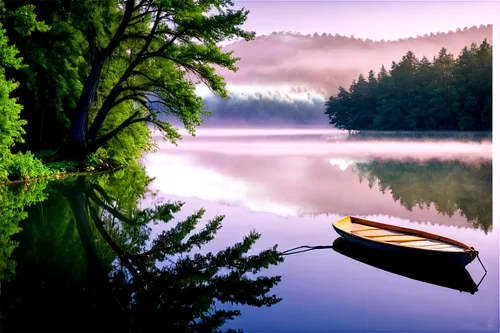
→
(333, 225, 475, 267)
(332, 237, 478, 294)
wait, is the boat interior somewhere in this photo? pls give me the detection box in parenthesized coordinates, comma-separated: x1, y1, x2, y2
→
(338, 218, 468, 252)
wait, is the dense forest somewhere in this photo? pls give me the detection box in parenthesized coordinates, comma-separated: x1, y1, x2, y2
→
(325, 40, 492, 131)
(200, 93, 328, 125)
(353, 160, 492, 233)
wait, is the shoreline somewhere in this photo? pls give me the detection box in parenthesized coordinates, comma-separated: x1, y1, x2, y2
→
(0, 167, 120, 186)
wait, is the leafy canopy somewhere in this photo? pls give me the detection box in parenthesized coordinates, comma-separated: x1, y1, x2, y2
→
(68, 0, 255, 160)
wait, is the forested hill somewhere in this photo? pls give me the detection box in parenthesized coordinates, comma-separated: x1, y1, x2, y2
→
(161, 25, 492, 130)
(217, 25, 493, 94)
(324, 39, 493, 131)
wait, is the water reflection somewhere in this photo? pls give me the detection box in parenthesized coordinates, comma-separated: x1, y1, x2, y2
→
(1, 167, 283, 332)
(0, 180, 48, 280)
(332, 237, 482, 295)
(158, 128, 492, 161)
(146, 153, 492, 232)
(354, 160, 492, 233)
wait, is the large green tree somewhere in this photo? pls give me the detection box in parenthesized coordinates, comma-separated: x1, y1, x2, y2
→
(1, 0, 253, 163)
(59, 0, 254, 160)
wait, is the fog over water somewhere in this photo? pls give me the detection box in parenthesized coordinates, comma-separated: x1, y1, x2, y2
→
(145, 128, 492, 230)
(153, 128, 492, 161)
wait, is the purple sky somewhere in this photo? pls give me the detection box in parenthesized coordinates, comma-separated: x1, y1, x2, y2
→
(233, 0, 498, 41)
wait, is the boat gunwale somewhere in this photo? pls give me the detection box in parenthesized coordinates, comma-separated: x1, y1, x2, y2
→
(332, 216, 474, 254)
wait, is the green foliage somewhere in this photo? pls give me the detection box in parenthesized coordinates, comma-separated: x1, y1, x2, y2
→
(0, 24, 23, 69)
(65, 0, 255, 158)
(325, 40, 493, 131)
(0, 3, 59, 180)
(353, 160, 492, 233)
(6, 4, 50, 37)
(0, 24, 26, 181)
(1, 0, 255, 164)
(1, 0, 87, 149)
(0, 69, 25, 180)
(84, 153, 99, 168)
(45, 159, 79, 173)
(8, 151, 51, 180)
(0, 179, 48, 279)
(41, 152, 110, 173)
(96, 101, 157, 165)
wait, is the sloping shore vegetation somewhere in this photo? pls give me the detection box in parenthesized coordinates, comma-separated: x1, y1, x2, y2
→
(0, 0, 254, 181)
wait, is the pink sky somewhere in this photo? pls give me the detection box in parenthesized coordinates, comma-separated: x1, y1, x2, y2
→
(233, 0, 498, 41)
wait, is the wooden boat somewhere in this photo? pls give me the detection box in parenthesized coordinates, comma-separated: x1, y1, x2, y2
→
(332, 216, 478, 267)
(332, 237, 480, 294)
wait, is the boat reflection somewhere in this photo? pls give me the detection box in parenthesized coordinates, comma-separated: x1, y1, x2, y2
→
(332, 237, 483, 295)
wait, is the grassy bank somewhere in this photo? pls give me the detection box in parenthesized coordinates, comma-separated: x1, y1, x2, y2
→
(1, 150, 122, 185)
(0, 168, 120, 186)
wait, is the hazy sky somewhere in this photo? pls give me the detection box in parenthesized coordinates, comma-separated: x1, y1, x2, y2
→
(233, 0, 498, 41)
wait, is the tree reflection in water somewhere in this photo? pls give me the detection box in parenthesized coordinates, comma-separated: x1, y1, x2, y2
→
(353, 160, 492, 233)
(1, 167, 284, 333)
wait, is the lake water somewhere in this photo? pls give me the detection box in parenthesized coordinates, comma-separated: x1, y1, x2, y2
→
(1, 129, 496, 332)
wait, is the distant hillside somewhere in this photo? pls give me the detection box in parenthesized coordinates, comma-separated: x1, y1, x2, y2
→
(217, 25, 493, 95)
(200, 93, 328, 126)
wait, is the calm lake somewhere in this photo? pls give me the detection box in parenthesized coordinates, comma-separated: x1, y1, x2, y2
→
(1, 129, 496, 332)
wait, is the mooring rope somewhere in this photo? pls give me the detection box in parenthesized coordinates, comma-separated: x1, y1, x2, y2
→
(278, 245, 333, 256)
(471, 247, 487, 273)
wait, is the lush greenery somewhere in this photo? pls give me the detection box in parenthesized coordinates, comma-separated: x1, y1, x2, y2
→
(353, 160, 492, 233)
(325, 40, 492, 131)
(200, 93, 327, 125)
(0, 3, 51, 181)
(1, 167, 284, 332)
(0, 179, 49, 279)
(0, 0, 254, 180)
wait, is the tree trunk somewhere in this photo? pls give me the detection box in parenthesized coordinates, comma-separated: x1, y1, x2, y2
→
(64, 58, 105, 160)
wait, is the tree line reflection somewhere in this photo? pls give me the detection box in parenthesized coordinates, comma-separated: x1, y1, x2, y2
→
(353, 160, 492, 233)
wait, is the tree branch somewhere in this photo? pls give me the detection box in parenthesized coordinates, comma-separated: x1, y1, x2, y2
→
(91, 110, 149, 151)
(88, 204, 142, 282)
(111, 93, 147, 109)
(87, 7, 165, 142)
(102, 0, 136, 58)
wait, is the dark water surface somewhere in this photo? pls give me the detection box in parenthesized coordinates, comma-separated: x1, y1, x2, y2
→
(1, 129, 496, 332)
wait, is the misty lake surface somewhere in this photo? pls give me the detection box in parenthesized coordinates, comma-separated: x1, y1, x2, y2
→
(1, 129, 496, 332)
